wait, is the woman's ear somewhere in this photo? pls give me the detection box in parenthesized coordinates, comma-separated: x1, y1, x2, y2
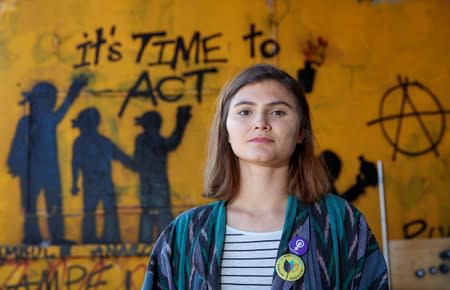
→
(297, 129, 305, 144)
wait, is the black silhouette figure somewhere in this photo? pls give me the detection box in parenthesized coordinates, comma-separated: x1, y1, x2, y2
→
(320, 150, 378, 202)
(71, 107, 136, 244)
(134, 106, 192, 243)
(7, 75, 88, 245)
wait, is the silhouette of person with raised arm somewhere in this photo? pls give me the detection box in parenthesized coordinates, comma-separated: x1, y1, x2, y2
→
(134, 106, 192, 243)
(7, 75, 88, 245)
(320, 150, 378, 202)
(71, 107, 136, 244)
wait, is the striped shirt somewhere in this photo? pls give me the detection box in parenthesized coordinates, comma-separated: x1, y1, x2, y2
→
(220, 225, 282, 290)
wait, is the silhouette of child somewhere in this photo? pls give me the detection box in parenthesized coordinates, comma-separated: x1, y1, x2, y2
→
(71, 107, 136, 243)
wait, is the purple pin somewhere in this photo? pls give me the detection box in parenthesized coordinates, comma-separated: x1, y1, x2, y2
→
(289, 237, 308, 256)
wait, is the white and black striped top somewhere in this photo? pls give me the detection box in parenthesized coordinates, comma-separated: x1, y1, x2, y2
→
(220, 225, 282, 290)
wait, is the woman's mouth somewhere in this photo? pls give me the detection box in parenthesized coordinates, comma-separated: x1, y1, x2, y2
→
(249, 137, 274, 143)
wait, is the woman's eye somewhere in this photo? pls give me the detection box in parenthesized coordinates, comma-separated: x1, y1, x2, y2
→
(238, 110, 251, 116)
(271, 110, 286, 116)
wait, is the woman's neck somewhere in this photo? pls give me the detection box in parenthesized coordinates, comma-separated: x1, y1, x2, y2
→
(226, 164, 290, 232)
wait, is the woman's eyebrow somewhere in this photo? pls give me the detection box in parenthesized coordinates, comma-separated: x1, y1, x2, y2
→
(232, 100, 293, 109)
(267, 100, 294, 109)
(233, 100, 256, 107)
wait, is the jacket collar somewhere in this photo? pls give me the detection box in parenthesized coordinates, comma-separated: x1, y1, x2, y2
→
(193, 195, 310, 289)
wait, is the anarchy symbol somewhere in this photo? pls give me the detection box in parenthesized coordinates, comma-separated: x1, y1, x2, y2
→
(367, 76, 450, 161)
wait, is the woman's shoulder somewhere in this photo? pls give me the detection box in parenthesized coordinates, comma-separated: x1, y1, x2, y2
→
(171, 200, 223, 229)
(152, 201, 223, 247)
(320, 192, 361, 214)
(305, 193, 365, 229)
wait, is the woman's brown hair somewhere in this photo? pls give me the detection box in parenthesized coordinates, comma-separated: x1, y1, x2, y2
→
(204, 64, 330, 202)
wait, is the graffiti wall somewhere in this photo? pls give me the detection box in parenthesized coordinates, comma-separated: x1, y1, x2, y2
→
(0, 0, 449, 288)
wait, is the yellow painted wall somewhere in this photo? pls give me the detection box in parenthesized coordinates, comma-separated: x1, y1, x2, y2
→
(0, 0, 449, 288)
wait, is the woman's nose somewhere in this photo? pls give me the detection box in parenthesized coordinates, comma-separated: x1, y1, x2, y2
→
(252, 115, 271, 130)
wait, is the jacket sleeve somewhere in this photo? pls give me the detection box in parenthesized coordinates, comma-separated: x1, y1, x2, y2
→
(354, 214, 389, 289)
(343, 202, 390, 290)
(141, 224, 177, 290)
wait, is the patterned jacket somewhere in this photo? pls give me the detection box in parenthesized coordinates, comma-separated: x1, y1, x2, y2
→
(142, 194, 389, 289)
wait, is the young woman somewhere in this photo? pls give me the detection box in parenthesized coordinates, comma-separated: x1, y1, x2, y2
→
(141, 64, 389, 289)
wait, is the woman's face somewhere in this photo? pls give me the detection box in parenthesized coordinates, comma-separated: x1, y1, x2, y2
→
(226, 80, 303, 168)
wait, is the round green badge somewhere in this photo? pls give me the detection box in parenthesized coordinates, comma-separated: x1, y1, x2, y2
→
(275, 254, 305, 281)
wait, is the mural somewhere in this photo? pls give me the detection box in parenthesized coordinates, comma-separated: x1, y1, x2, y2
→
(367, 76, 450, 160)
(297, 36, 328, 93)
(134, 106, 191, 243)
(72, 107, 136, 244)
(7, 75, 88, 245)
(0, 244, 149, 289)
(403, 219, 450, 239)
(320, 150, 378, 202)
(0, 0, 449, 288)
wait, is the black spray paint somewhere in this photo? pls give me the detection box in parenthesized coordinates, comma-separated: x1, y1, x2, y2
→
(134, 106, 192, 243)
(7, 75, 88, 245)
(367, 76, 450, 160)
(320, 150, 378, 202)
(72, 107, 137, 243)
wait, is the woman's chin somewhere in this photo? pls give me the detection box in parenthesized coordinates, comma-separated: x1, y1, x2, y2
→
(238, 156, 289, 168)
